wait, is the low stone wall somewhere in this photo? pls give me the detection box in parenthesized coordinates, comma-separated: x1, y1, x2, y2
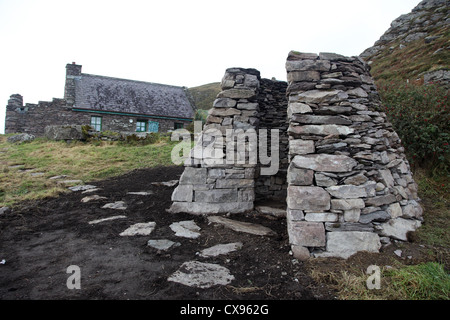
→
(285, 51, 423, 259)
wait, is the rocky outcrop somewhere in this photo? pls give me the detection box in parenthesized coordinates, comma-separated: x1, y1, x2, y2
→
(360, 0, 449, 85)
(361, 0, 449, 59)
(7, 133, 35, 143)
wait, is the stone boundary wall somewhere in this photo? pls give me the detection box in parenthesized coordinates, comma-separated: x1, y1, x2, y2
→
(285, 51, 423, 259)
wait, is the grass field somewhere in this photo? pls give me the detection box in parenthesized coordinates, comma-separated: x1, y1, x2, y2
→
(0, 135, 186, 207)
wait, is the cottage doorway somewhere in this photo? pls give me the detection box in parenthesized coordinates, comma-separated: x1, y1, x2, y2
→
(148, 121, 159, 132)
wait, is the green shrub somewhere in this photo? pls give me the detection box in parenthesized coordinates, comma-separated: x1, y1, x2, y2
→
(81, 125, 93, 140)
(378, 81, 450, 174)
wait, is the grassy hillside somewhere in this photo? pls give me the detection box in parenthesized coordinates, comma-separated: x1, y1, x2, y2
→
(361, 1, 449, 178)
(362, 1, 449, 84)
(188, 82, 221, 110)
(368, 24, 449, 83)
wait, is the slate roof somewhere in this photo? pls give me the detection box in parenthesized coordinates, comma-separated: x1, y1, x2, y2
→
(74, 73, 194, 119)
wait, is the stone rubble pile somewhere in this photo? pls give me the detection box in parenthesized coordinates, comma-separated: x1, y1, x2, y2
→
(285, 51, 423, 259)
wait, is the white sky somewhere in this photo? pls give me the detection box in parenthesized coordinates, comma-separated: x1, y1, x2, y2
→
(0, 0, 420, 133)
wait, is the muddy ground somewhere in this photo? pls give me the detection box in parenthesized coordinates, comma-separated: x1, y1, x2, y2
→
(0, 166, 446, 303)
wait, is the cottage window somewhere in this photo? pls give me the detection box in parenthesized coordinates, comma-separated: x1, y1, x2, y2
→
(174, 122, 184, 130)
(136, 120, 147, 132)
(90, 116, 102, 131)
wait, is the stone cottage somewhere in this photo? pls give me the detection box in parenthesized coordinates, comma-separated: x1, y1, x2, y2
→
(5, 63, 195, 136)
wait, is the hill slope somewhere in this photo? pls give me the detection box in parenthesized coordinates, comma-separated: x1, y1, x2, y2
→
(187, 82, 221, 110)
(360, 0, 449, 85)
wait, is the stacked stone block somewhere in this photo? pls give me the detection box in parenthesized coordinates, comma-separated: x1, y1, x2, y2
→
(285, 51, 423, 260)
(169, 68, 261, 215)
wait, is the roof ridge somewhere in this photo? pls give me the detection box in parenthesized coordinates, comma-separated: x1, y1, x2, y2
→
(80, 73, 186, 89)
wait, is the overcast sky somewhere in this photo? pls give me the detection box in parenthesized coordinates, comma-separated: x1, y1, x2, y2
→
(0, 0, 421, 133)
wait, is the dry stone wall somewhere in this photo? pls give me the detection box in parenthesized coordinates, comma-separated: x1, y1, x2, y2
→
(255, 79, 289, 202)
(169, 68, 262, 215)
(170, 50, 424, 260)
(285, 51, 423, 259)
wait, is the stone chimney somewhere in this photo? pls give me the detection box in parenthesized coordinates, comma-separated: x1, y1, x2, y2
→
(7, 94, 23, 111)
(5, 94, 24, 134)
(64, 62, 82, 105)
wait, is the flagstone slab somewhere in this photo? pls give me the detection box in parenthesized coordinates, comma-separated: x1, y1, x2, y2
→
(147, 239, 181, 251)
(168, 261, 234, 288)
(199, 242, 243, 257)
(119, 222, 156, 236)
(102, 201, 127, 210)
(67, 184, 97, 191)
(151, 180, 179, 187)
(170, 220, 201, 239)
(81, 195, 107, 203)
(207, 216, 276, 237)
(127, 191, 154, 196)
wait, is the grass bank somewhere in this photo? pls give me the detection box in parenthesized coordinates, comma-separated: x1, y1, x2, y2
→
(0, 134, 187, 207)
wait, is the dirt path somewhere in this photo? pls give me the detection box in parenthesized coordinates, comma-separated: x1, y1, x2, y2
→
(0, 166, 335, 300)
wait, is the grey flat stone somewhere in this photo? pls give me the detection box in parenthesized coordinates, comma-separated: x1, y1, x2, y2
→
(199, 242, 243, 257)
(207, 216, 276, 237)
(88, 215, 126, 225)
(81, 195, 107, 203)
(378, 218, 422, 241)
(151, 180, 179, 187)
(170, 220, 201, 239)
(119, 222, 156, 236)
(48, 175, 68, 180)
(30, 172, 45, 177)
(315, 231, 381, 259)
(8, 164, 25, 169)
(81, 188, 102, 194)
(147, 239, 181, 251)
(168, 261, 234, 288)
(67, 184, 97, 191)
(168, 201, 253, 215)
(102, 201, 127, 210)
(127, 191, 154, 196)
(255, 206, 286, 218)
